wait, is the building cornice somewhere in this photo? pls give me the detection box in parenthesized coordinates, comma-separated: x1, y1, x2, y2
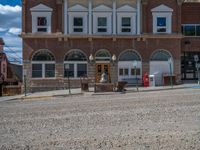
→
(20, 33, 183, 40)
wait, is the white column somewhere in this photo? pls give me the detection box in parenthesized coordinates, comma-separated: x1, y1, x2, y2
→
(137, 0, 141, 35)
(112, 0, 116, 35)
(88, 0, 92, 35)
(64, 0, 68, 34)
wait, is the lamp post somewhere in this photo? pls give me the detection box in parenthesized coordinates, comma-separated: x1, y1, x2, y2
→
(111, 54, 117, 66)
(65, 64, 71, 95)
(133, 60, 139, 92)
(23, 69, 27, 96)
(168, 58, 173, 88)
(194, 55, 200, 85)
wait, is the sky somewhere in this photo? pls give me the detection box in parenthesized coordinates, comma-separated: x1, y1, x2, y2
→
(0, 0, 22, 63)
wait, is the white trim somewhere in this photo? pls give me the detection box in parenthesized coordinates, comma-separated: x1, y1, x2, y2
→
(64, 61, 88, 78)
(68, 12, 88, 34)
(93, 5, 112, 12)
(113, 0, 117, 35)
(68, 4, 88, 12)
(151, 4, 173, 34)
(93, 12, 112, 35)
(117, 13, 137, 35)
(88, 0, 92, 35)
(151, 4, 173, 12)
(117, 5, 137, 12)
(31, 61, 55, 79)
(30, 4, 53, 12)
(137, 0, 141, 35)
(31, 4, 52, 33)
(64, 0, 68, 34)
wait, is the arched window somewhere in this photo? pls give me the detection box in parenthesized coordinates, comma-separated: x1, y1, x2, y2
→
(118, 50, 142, 81)
(64, 50, 87, 78)
(32, 50, 55, 78)
(151, 50, 171, 61)
(95, 50, 111, 61)
(119, 51, 141, 61)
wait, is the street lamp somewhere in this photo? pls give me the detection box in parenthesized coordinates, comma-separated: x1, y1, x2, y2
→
(133, 60, 139, 92)
(111, 54, 117, 66)
(23, 69, 27, 96)
(89, 54, 95, 64)
(194, 55, 200, 85)
(65, 64, 71, 95)
(168, 57, 173, 88)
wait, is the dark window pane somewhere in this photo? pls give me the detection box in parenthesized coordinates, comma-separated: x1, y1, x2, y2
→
(131, 68, 140, 75)
(32, 64, 42, 78)
(184, 25, 195, 36)
(64, 64, 74, 77)
(122, 28, 131, 32)
(98, 28, 107, 32)
(45, 64, 55, 78)
(37, 28, 47, 32)
(74, 17, 83, 26)
(74, 28, 83, 32)
(122, 17, 131, 27)
(196, 26, 200, 36)
(77, 64, 87, 77)
(157, 28, 167, 33)
(37, 17, 47, 26)
(119, 69, 123, 76)
(157, 17, 166, 27)
(98, 17, 107, 26)
(124, 69, 129, 76)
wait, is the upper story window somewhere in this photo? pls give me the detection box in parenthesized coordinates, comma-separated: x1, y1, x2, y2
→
(30, 4, 53, 33)
(93, 5, 112, 34)
(68, 4, 88, 34)
(151, 4, 173, 34)
(182, 24, 200, 36)
(117, 5, 137, 35)
(97, 17, 107, 32)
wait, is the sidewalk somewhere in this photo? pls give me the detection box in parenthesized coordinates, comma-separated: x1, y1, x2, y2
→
(0, 84, 199, 102)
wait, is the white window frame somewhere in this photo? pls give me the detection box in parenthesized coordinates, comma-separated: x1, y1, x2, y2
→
(69, 12, 88, 34)
(64, 61, 88, 78)
(182, 24, 200, 37)
(31, 61, 55, 79)
(117, 13, 136, 35)
(152, 12, 172, 34)
(93, 12, 112, 35)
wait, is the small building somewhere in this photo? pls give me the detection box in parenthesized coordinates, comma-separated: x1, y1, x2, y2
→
(0, 38, 22, 96)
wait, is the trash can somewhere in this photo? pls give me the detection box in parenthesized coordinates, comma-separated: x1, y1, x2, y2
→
(149, 75, 155, 87)
(81, 82, 89, 92)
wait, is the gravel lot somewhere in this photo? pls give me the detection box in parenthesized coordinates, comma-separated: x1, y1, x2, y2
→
(0, 88, 200, 149)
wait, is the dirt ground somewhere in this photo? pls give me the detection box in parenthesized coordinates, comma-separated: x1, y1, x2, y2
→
(0, 88, 200, 149)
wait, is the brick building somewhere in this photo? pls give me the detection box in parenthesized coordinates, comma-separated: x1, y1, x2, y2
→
(21, 0, 200, 92)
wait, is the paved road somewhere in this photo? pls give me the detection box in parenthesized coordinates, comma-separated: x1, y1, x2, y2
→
(0, 88, 200, 149)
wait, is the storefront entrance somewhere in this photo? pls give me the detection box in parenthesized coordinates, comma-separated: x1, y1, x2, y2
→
(95, 64, 111, 83)
(181, 52, 200, 80)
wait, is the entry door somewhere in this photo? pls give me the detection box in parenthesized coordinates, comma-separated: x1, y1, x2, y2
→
(95, 64, 111, 83)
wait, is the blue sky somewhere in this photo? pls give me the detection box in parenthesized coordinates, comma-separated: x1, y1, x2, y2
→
(0, 0, 22, 63)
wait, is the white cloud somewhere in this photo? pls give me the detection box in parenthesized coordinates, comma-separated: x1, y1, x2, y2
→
(8, 27, 21, 35)
(0, 27, 7, 32)
(0, 4, 22, 63)
(0, 4, 21, 14)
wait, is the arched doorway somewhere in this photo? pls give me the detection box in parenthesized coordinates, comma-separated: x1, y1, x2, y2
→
(118, 50, 142, 84)
(95, 49, 111, 82)
(150, 50, 173, 86)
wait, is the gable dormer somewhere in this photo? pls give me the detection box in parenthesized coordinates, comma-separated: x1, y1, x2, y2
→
(151, 4, 173, 12)
(30, 4, 53, 12)
(30, 4, 53, 33)
(117, 5, 137, 12)
(151, 4, 173, 34)
(68, 4, 88, 12)
(93, 5, 112, 12)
